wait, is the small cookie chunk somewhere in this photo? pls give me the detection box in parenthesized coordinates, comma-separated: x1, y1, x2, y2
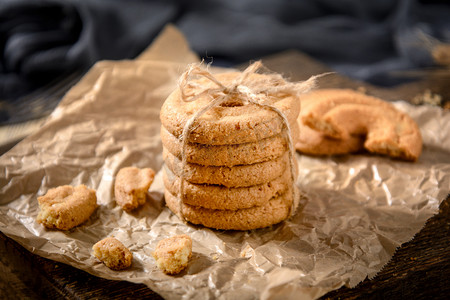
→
(93, 237, 132, 270)
(163, 165, 294, 210)
(161, 124, 299, 167)
(164, 189, 295, 230)
(114, 167, 155, 211)
(163, 148, 289, 187)
(36, 185, 97, 230)
(160, 72, 300, 145)
(153, 234, 192, 275)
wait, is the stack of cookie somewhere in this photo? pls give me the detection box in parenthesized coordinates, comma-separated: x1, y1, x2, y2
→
(159, 70, 303, 230)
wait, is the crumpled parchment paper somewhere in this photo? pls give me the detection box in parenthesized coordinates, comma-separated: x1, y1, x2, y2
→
(0, 25, 449, 300)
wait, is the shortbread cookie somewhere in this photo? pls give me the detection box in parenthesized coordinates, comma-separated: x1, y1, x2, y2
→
(153, 234, 192, 275)
(160, 72, 300, 145)
(163, 165, 294, 210)
(164, 189, 293, 230)
(161, 123, 300, 167)
(295, 120, 364, 155)
(114, 167, 155, 211)
(163, 148, 289, 187)
(299, 89, 422, 161)
(300, 89, 394, 138)
(36, 185, 97, 230)
(93, 237, 133, 270)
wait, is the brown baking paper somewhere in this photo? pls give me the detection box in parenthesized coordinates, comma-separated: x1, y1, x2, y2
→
(1, 25, 449, 300)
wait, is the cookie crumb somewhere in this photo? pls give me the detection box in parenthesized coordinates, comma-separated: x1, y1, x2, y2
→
(114, 167, 155, 211)
(153, 234, 192, 275)
(93, 237, 132, 270)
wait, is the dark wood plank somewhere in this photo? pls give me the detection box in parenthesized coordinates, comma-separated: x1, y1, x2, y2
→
(322, 195, 450, 300)
(0, 231, 162, 300)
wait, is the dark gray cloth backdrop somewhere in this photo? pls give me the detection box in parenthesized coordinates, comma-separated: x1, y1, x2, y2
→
(0, 0, 448, 100)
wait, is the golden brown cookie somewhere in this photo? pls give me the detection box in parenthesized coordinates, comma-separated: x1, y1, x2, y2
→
(164, 189, 294, 230)
(317, 103, 422, 161)
(114, 167, 155, 211)
(297, 89, 422, 161)
(295, 120, 364, 155)
(152, 234, 192, 275)
(163, 147, 289, 187)
(160, 123, 300, 167)
(93, 237, 133, 270)
(162, 165, 294, 210)
(300, 89, 394, 138)
(160, 72, 300, 145)
(36, 185, 97, 230)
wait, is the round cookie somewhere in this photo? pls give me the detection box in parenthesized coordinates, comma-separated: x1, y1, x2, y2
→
(298, 89, 422, 161)
(164, 189, 294, 230)
(161, 122, 300, 167)
(163, 148, 289, 187)
(322, 104, 422, 161)
(163, 165, 294, 210)
(160, 72, 300, 145)
(36, 185, 97, 230)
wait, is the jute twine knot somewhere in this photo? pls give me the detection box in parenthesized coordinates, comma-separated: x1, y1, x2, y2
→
(175, 61, 319, 224)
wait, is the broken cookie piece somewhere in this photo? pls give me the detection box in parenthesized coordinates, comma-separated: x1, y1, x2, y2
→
(114, 166, 155, 211)
(36, 184, 97, 230)
(153, 234, 192, 275)
(93, 237, 132, 270)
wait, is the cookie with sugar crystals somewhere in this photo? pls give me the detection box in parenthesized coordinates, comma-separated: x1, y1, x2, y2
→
(163, 147, 290, 188)
(93, 237, 133, 270)
(163, 165, 295, 210)
(114, 166, 155, 211)
(160, 72, 300, 145)
(152, 234, 192, 275)
(36, 185, 97, 230)
(298, 89, 422, 161)
(161, 122, 300, 167)
(164, 188, 294, 230)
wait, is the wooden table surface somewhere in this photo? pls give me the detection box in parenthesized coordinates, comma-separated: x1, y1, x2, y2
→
(1, 51, 449, 299)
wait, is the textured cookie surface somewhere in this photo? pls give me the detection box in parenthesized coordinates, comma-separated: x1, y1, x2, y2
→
(93, 237, 133, 270)
(163, 165, 294, 210)
(296, 89, 422, 161)
(160, 72, 300, 145)
(319, 103, 422, 161)
(295, 119, 364, 155)
(36, 185, 97, 230)
(152, 234, 192, 275)
(161, 123, 299, 167)
(164, 189, 293, 230)
(300, 89, 394, 138)
(114, 167, 155, 211)
(163, 148, 289, 187)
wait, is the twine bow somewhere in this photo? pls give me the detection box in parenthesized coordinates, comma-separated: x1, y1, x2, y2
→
(176, 61, 319, 223)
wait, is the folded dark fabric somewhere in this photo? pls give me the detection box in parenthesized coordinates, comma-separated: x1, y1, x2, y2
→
(0, 0, 448, 102)
(0, 0, 177, 100)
